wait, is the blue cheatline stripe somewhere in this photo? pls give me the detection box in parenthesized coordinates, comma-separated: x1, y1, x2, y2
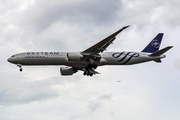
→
(112, 52, 139, 65)
(112, 52, 124, 58)
(118, 52, 131, 62)
(121, 53, 139, 65)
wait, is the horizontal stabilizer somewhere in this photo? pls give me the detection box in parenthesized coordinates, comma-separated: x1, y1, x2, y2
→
(153, 59, 162, 63)
(149, 46, 173, 56)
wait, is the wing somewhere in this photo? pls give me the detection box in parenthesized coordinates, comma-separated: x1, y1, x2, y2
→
(81, 25, 130, 55)
(73, 26, 130, 76)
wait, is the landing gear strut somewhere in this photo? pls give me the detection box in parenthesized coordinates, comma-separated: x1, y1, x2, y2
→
(17, 64, 23, 72)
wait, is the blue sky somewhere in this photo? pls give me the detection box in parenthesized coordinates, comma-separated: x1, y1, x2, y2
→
(1, 0, 180, 120)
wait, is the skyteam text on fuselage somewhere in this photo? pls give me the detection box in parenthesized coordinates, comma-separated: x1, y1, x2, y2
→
(7, 26, 173, 76)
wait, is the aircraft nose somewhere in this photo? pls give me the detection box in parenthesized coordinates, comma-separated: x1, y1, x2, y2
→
(7, 57, 13, 63)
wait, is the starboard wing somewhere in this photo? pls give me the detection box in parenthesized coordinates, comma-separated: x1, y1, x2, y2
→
(81, 25, 130, 55)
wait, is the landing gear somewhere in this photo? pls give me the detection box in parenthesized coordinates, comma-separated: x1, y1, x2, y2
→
(89, 73, 93, 77)
(17, 64, 23, 72)
(83, 71, 93, 77)
(83, 71, 87, 75)
(88, 63, 97, 69)
(83, 63, 98, 77)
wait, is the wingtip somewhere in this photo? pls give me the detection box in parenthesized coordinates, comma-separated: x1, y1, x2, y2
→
(166, 46, 173, 49)
(125, 25, 130, 28)
(122, 25, 130, 29)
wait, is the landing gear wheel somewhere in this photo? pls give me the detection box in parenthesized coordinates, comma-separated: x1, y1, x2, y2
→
(83, 71, 87, 75)
(90, 73, 93, 77)
(87, 72, 90, 76)
(83, 71, 94, 77)
(17, 64, 23, 72)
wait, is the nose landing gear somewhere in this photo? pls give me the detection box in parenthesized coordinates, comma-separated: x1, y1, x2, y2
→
(17, 64, 23, 72)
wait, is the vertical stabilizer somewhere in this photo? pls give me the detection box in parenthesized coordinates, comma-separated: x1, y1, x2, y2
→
(142, 33, 163, 53)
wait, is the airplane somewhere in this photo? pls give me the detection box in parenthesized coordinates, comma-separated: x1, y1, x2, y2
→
(7, 25, 173, 77)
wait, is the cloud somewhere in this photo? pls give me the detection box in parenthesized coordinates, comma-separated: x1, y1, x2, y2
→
(1, 0, 180, 119)
(88, 93, 112, 111)
(0, 73, 61, 105)
(174, 58, 180, 70)
(22, 0, 122, 33)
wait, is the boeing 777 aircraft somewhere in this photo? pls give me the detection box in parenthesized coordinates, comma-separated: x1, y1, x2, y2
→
(8, 26, 173, 76)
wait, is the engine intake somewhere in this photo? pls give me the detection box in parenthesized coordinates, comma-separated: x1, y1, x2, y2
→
(60, 67, 76, 75)
(67, 52, 83, 61)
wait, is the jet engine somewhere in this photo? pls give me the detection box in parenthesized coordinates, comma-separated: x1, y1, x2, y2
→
(67, 52, 83, 61)
(60, 67, 76, 75)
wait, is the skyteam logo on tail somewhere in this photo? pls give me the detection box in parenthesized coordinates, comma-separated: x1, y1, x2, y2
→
(141, 33, 163, 53)
(151, 39, 160, 48)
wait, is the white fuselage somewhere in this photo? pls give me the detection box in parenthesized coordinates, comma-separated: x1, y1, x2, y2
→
(7, 51, 165, 67)
(7, 26, 172, 76)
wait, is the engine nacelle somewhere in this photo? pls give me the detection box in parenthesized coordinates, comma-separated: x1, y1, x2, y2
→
(60, 67, 76, 76)
(67, 52, 83, 61)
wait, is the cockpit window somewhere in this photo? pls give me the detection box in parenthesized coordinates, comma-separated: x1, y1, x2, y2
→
(12, 55, 15, 57)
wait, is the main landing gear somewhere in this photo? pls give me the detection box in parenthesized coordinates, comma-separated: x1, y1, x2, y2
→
(83, 64, 97, 77)
(17, 64, 23, 72)
(83, 71, 93, 77)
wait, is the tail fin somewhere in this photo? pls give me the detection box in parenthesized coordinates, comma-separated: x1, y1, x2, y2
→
(142, 33, 164, 53)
